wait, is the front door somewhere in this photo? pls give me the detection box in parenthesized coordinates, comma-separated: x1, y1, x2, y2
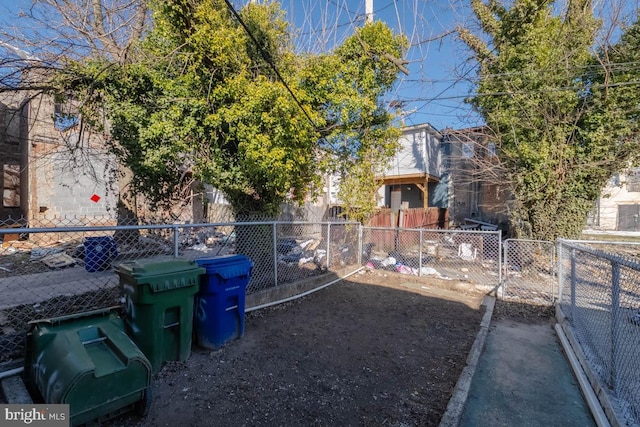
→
(390, 188, 401, 212)
(618, 204, 640, 231)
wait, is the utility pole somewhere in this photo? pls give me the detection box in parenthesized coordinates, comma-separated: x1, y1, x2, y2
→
(365, 1, 409, 76)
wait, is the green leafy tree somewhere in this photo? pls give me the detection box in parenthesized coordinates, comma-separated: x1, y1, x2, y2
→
(578, 15, 640, 191)
(299, 21, 404, 221)
(63, 0, 406, 222)
(459, 0, 638, 239)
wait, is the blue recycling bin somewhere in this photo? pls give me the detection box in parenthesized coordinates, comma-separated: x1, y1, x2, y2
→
(84, 236, 118, 272)
(194, 255, 253, 349)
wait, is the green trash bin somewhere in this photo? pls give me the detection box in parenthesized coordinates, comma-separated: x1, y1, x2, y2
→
(117, 259, 205, 372)
(23, 307, 152, 426)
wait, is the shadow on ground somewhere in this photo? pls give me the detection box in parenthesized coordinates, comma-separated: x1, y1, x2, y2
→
(108, 271, 486, 427)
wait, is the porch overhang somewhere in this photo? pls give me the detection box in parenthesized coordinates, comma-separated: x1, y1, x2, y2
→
(380, 173, 440, 187)
(378, 173, 441, 210)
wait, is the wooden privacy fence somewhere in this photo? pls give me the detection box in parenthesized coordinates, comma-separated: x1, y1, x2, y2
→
(368, 207, 448, 229)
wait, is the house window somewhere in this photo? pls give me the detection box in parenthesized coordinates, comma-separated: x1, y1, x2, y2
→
(2, 164, 20, 207)
(0, 105, 20, 146)
(0, 105, 5, 141)
(462, 141, 474, 158)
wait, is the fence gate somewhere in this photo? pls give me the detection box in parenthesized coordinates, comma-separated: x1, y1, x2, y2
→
(502, 239, 556, 305)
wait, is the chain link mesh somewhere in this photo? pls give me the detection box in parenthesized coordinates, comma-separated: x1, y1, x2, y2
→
(6, 212, 639, 425)
(558, 240, 640, 425)
(573, 240, 640, 260)
(0, 216, 360, 362)
(361, 227, 501, 289)
(1, 218, 176, 361)
(503, 239, 557, 305)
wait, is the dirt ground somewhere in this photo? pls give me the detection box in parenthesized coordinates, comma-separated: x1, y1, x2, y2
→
(109, 270, 488, 427)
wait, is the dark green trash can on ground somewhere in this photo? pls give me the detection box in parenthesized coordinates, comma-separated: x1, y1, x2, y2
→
(23, 307, 152, 426)
(117, 259, 205, 372)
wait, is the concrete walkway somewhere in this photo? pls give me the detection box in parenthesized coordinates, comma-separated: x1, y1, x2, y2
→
(438, 295, 603, 427)
(458, 319, 596, 427)
(0, 267, 116, 309)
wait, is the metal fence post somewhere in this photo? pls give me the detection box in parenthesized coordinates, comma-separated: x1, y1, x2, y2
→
(173, 225, 180, 257)
(551, 241, 557, 303)
(498, 231, 502, 285)
(272, 223, 278, 287)
(570, 248, 576, 323)
(502, 238, 509, 298)
(327, 223, 331, 270)
(557, 240, 564, 303)
(394, 228, 399, 252)
(610, 261, 622, 393)
(358, 224, 363, 266)
(418, 229, 423, 277)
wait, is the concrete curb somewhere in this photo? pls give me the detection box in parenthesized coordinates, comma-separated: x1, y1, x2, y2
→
(438, 294, 495, 427)
(1, 371, 32, 404)
(555, 323, 611, 427)
(556, 306, 616, 427)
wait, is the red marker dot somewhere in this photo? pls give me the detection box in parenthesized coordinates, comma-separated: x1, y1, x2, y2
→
(90, 194, 101, 203)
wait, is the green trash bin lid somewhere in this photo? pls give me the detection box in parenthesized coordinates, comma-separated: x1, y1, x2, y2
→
(118, 259, 201, 276)
(117, 259, 205, 292)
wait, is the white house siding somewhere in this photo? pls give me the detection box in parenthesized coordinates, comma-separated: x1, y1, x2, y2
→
(376, 186, 386, 208)
(327, 173, 342, 205)
(385, 125, 442, 178)
(596, 171, 640, 231)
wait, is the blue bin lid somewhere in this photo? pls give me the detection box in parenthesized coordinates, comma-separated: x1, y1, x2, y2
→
(195, 255, 253, 279)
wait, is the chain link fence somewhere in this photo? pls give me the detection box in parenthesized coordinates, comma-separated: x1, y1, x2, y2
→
(5, 212, 640, 426)
(571, 239, 640, 260)
(503, 239, 557, 305)
(361, 227, 502, 289)
(0, 216, 360, 362)
(558, 239, 640, 426)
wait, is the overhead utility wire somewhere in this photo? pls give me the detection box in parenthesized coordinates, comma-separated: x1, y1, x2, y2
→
(222, 0, 319, 130)
(328, 0, 360, 16)
(460, 61, 640, 79)
(403, 1, 581, 115)
(398, 60, 640, 85)
(405, 79, 640, 102)
(400, 65, 640, 108)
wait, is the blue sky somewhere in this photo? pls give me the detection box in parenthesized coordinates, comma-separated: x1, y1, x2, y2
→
(277, 0, 480, 130)
(0, 0, 480, 130)
(3, 1, 639, 130)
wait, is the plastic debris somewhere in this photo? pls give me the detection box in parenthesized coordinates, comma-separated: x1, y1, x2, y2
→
(298, 257, 314, 265)
(380, 257, 396, 267)
(396, 264, 413, 275)
(41, 253, 76, 269)
(458, 243, 477, 261)
(30, 247, 64, 261)
(420, 267, 439, 276)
